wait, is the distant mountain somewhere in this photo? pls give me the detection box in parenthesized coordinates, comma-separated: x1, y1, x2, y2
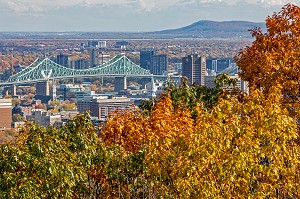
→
(0, 21, 266, 40)
(154, 20, 266, 38)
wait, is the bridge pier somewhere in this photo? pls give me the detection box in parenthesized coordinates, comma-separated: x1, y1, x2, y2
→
(114, 76, 127, 93)
(11, 85, 17, 96)
(36, 81, 50, 96)
(2, 87, 9, 97)
(1, 85, 16, 97)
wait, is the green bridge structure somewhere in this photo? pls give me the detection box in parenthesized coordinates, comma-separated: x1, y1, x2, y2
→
(0, 54, 179, 96)
(6, 55, 154, 84)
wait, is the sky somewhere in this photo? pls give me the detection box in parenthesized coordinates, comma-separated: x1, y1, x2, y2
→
(0, 0, 298, 32)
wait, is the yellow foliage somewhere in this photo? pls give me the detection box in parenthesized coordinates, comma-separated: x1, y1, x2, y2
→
(101, 108, 150, 152)
(102, 87, 300, 198)
(61, 103, 76, 111)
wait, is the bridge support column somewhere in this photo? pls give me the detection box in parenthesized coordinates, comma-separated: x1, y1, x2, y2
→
(11, 85, 17, 96)
(114, 76, 127, 93)
(2, 87, 10, 97)
(36, 81, 50, 96)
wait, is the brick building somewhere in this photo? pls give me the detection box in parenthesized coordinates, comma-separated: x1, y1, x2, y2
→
(0, 99, 12, 128)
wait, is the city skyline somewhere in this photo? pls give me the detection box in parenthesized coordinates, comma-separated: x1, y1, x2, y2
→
(0, 0, 296, 32)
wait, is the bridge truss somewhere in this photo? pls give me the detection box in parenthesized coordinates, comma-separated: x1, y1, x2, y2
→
(6, 55, 153, 85)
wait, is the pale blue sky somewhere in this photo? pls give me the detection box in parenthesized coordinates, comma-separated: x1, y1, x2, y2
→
(0, 0, 298, 32)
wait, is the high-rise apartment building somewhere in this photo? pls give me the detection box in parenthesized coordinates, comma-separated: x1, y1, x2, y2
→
(70, 59, 89, 69)
(89, 48, 100, 67)
(151, 54, 168, 75)
(182, 54, 206, 85)
(56, 53, 69, 67)
(140, 49, 156, 70)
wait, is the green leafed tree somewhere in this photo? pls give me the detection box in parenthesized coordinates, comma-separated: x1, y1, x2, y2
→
(0, 113, 104, 198)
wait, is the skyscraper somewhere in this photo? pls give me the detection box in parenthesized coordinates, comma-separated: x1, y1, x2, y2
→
(182, 54, 206, 85)
(56, 53, 69, 67)
(70, 59, 89, 69)
(140, 49, 156, 70)
(151, 54, 168, 75)
(89, 48, 99, 67)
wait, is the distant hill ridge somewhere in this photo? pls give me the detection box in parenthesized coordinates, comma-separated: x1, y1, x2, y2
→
(154, 20, 266, 38)
(0, 20, 266, 39)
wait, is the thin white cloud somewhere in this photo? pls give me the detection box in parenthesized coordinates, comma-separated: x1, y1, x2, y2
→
(135, 0, 155, 12)
(0, 0, 178, 9)
(1, 0, 296, 13)
(0, 0, 300, 20)
(258, 0, 289, 6)
(180, 0, 299, 6)
(0, 0, 293, 31)
(1, 0, 44, 15)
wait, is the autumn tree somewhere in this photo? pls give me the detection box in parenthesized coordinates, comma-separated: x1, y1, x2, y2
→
(2, 88, 300, 198)
(0, 113, 105, 198)
(49, 100, 61, 107)
(235, 4, 300, 115)
(0, 112, 150, 198)
(102, 87, 300, 198)
(61, 103, 77, 111)
(214, 73, 237, 89)
(12, 114, 24, 122)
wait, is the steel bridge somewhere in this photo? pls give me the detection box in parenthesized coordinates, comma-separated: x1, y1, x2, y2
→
(0, 54, 167, 86)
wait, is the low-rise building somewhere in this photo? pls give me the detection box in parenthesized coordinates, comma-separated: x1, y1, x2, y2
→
(26, 109, 61, 127)
(204, 74, 249, 93)
(56, 84, 83, 100)
(77, 96, 131, 120)
(146, 81, 165, 98)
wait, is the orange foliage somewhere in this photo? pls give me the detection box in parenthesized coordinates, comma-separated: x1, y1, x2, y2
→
(236, 4, 300, 92)
(101, 108, 149, 152)
(101, 87, 300, 197)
